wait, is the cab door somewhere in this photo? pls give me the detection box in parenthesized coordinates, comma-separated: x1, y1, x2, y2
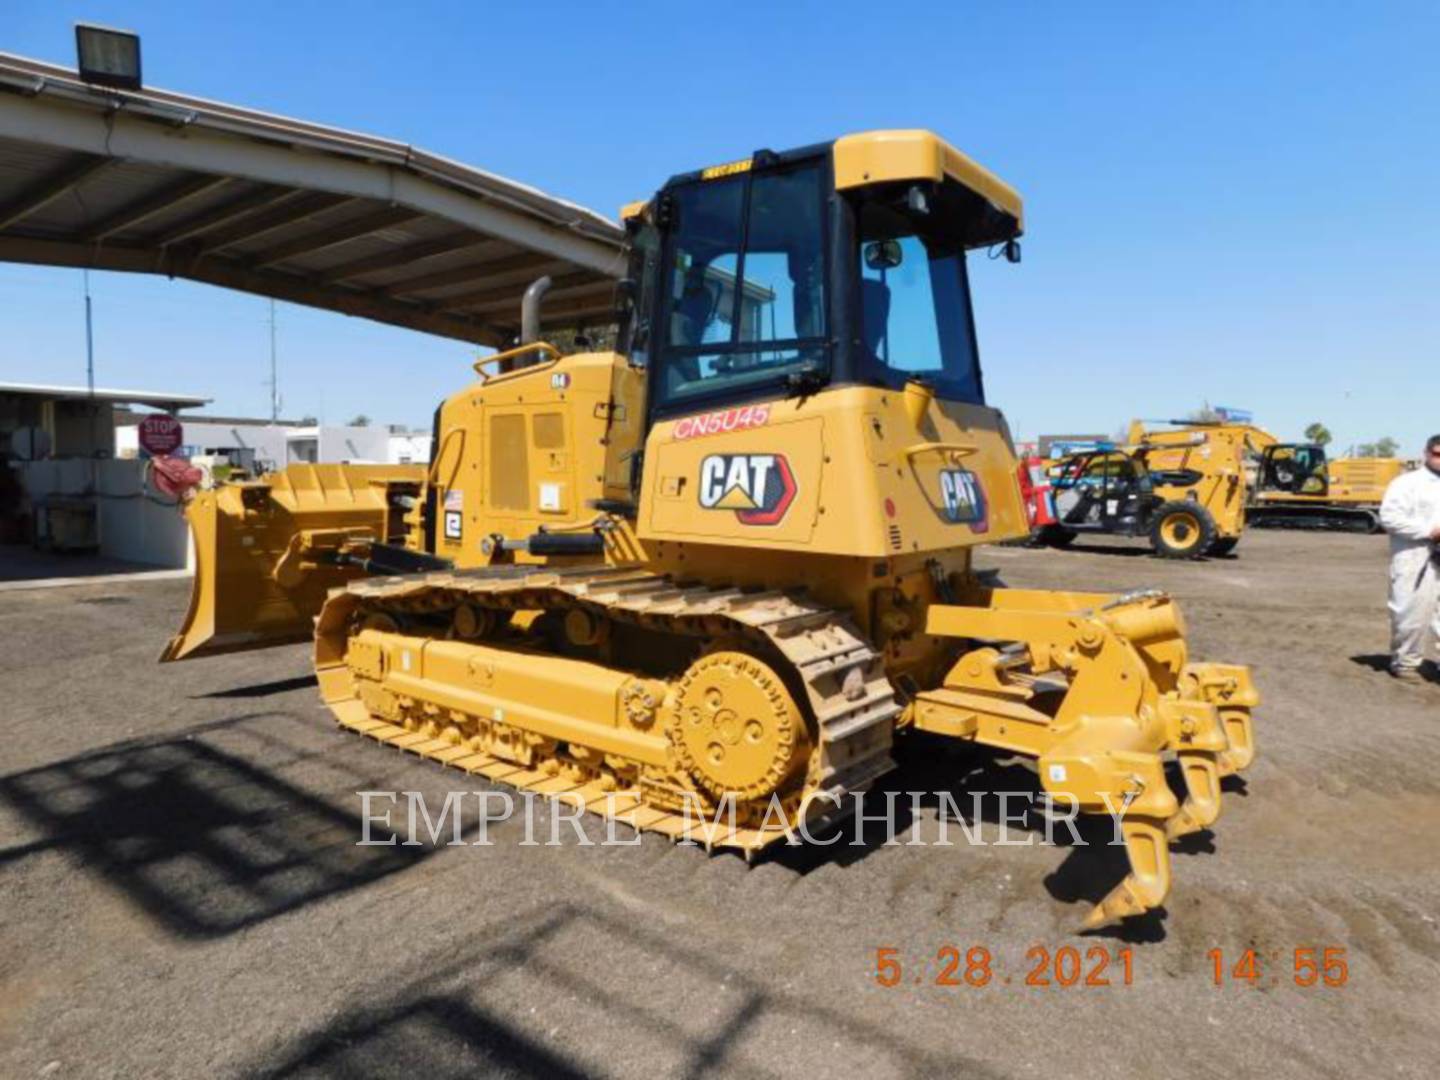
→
(1094, 452, 1149, 534)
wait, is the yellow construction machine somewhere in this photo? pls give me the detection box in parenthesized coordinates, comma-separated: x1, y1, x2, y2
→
(1126, 420, 1267, 556)
(162, 131, 1258, 927)
(1248, 442, 1407, 532)
(1033, 422, 1253, 558)
(1131, 420, 1406, 533)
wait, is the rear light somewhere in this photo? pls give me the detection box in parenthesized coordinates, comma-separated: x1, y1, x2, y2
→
(1017, 461, 1037, 525)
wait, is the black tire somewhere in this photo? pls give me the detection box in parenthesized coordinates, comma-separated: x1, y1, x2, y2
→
(1207, 535, 1240, 557)
(1150, 502, 1216, 559)
(1038, 525, 1077, 548)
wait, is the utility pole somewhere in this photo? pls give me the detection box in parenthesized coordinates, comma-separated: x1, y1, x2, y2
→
(83, 268, 99, 501)
(84, 269, 95, 394)
(268, 298, 280, 422)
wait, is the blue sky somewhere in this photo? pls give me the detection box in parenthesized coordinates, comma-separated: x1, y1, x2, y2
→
(2, 1, 1436, 453)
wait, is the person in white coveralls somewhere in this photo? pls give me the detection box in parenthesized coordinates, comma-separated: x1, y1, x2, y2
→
(1378, 435, 1440, 682)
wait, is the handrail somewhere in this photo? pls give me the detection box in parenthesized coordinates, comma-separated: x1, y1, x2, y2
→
(900, 441, 978, 461)
(427, 427, 466, 489)
(473, 341, 561, 383)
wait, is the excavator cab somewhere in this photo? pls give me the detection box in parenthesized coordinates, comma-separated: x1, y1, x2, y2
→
(1259, 444, 1329, 496)
(1249, 442, 1402, 531)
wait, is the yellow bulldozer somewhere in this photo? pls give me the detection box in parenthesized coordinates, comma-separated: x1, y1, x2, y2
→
(162, 131, 1258, 927)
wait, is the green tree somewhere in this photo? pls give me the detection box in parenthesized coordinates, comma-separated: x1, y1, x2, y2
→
(542, 324, 620, 354)
(1355, 439, 1399, 458)
(348, 414, 372, 428)
(1303, 422, 1332, 446)
(1186, 400, 1222, 423)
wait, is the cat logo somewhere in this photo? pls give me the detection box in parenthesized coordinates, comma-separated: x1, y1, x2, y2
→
(940, 468, 988, 530)
(698, 453, 797, 525)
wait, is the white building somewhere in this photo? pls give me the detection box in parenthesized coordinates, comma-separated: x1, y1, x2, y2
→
(0, 387, 433, 573)
(2, 381, 210, 569)
(387, 428, 433, 465)
(281, 424, 389, 465)
(116, 413, 430, 468)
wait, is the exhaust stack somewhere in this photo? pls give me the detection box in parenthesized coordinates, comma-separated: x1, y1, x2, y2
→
(520, 275, 552, 345)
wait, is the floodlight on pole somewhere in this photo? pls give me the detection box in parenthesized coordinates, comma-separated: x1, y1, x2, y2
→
(75, 23, 142, 91)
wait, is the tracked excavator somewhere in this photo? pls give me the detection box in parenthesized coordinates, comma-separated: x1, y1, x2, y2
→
(162, 131, 1258, 927)
(1248, 442, 1406, 532)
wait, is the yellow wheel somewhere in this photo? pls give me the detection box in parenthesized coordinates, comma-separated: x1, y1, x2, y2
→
(669, 651, 811, 803)
(1162, 512, 1198, 545)
(1150, 501, 1216, 559)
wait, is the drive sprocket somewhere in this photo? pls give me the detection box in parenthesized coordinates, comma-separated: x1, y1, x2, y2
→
(669, 650, 809, 803)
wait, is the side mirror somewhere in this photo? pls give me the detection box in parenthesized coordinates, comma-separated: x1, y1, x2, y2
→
(863, 239, 903, 271)
(1004, 239, 1021, 264)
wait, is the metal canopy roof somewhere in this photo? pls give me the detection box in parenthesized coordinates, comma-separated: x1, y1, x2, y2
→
(0, 380, 209, 411)
(0, 52, 627, 347)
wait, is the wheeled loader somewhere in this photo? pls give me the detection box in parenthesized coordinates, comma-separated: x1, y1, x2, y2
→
(162, 131, 1258, 927)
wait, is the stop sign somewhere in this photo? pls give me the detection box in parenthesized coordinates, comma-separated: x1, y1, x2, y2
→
(138, 413, 183, 456)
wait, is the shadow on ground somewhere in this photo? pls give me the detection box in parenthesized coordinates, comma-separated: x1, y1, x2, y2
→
(1044, 540, 1152, 559)
(197, 674, 319, 699)
(1349, 654, 1392, 674)
(0, 715, 429, 939)
(756, 733, 1205, 942)
(257, 902, 1004, 1079)
(1350, 654, 1440, 684)
(0, 542, 166, 583)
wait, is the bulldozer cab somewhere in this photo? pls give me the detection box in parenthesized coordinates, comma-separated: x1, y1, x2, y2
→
(621, 135, 1019, 429)
(1259, 444, 1329, 496)
(618, 133, 1031, 560)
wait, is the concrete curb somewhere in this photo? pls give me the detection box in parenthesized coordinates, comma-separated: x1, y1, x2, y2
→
(0, 569, 192, 592)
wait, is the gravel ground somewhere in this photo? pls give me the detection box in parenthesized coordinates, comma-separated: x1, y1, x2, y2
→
(1, 528, 1437, 1078)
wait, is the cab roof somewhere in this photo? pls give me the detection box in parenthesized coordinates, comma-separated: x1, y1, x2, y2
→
(628, 129, 1023, 238)
(832, 130, 1023, 232)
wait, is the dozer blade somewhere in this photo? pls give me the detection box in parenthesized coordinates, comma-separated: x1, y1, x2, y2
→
(161, 464, 424, 662)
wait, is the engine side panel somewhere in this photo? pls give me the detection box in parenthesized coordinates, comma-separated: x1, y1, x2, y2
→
(429, 351, 646, 567)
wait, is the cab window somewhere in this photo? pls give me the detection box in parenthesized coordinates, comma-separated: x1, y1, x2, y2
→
(857, 198, 982, 404)
(655, 164, 828, 413)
